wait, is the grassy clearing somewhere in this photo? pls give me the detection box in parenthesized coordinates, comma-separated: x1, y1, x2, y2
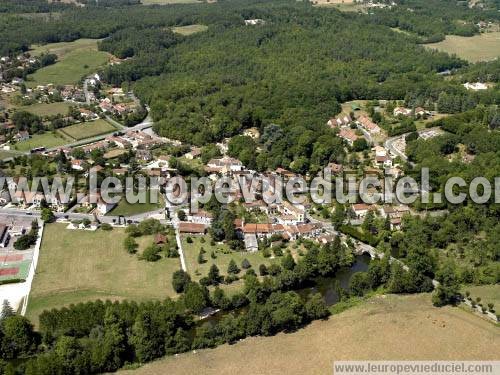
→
(108, 192, 164, 217)
(21, 102, 72, 117)
(122, 294, 500, 375)
(26, 224, 181, 325)
(27, 39, 109, 87)
(104, 148, 127, 159)
(425, 32, 500, 63)
(463, 285, 500, 307)
(172, 24, 208, 35)
(13, 132, 70, 152)
(182, 235, 277, 281)
(58, 119, 117, 140)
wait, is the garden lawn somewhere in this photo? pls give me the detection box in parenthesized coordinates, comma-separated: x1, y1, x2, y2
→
(26, 224, 181, 325)
(13, 132, 70, 152)
(181, 235, 277, 283)
(27, 39, 109, 87)
(108, 191, 164, 217)
(57, 119, 117, 140)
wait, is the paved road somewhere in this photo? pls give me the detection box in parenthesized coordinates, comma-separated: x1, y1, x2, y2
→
(384, 134, 407, 161)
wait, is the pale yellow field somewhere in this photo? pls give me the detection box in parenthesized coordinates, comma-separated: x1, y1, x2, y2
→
(426, 32, 500, 62)
(123, 294, 500, 375)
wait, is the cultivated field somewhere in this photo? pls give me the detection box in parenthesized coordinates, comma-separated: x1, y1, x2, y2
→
(27, 39, 110, 87)
(21, 102, 72, 117)
(26, 224, 181, 324)
(58, 119, 117, 140)
(172, 24, 208, 35)
(14, 132, 70, 152)
(123, 294, 500, 375)
(426, 32, 500, 62)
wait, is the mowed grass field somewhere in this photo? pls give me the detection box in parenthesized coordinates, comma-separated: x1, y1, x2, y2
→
(27, 39, 110, 87)
(14, 132, 70, 152)
(463, 285, 500, 307)
(182, 235, 277, 283)
(21, 102, 72, 117)
(426, 32, 500, 62)
(122, 294, 500, 375)
(58, 119, 117, 140)
(172, 24, 208, 35)
(26, 224, 181, 325)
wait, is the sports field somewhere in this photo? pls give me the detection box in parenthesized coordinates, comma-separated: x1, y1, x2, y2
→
(27, 39, 110, 87)
(26, 224, 181, 324)
(172, 24, 208, 35)
(57, 119, 117, 140)
(13, 132, 70, 152)
(0, 260, 31, 281)
(426, 32, 500, 62)
(21, 102, 72, 117)
(122, 294, 500, 375)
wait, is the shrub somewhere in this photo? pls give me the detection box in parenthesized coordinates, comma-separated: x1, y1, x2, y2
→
(186, 236, 193, 244)
(100, 223, 113, 231)
(241, 258, 251, 269)
(140, 245, 162, 262)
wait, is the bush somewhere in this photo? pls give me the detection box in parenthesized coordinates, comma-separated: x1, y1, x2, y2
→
(123, 236, 138, 254)
(241, 258, 251, 269)
(259, 264, 268, 276)
(140, 245, 162, 262)
(186, 236, 193, 244)
(100, 223, 113, 231)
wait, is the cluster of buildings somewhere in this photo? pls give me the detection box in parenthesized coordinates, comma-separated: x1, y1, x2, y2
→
(393, 106, 431, 118)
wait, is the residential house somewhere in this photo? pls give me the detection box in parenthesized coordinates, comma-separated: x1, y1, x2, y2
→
(97, 198, 116, 215)
(352, 203, 372, 219)
(178, 222, 207, 234)
(187, 210, 213, 225)
(185, 147, 201, 160)
(357, 115, 381, 134)
(338, 128, 359, 146)
(71, 159, 85, 171)
(327, 113, 351, 128)
(244, 233, 258, 252)
(14, 131, 30, 142)
(205, 157, 243, 174)
(393, 107, 412, 117)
